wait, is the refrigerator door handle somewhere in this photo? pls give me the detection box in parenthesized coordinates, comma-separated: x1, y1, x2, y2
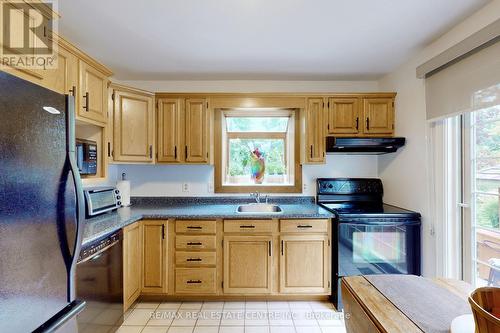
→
(33, 299, 86, 333)
(66, 95, 85, 300)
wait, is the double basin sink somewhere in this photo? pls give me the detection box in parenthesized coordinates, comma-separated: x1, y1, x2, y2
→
(236, 203, 282, 214)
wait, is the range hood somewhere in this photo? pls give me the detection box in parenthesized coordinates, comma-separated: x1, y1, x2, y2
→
(326, 137, 405, 155)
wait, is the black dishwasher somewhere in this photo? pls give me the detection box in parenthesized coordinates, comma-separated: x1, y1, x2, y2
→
(76, 231, 124, 332)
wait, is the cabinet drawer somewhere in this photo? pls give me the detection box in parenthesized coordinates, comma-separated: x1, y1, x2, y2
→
(176, 220, 216, 234)
(280, 219, 328, 233)
(175, 235, 216, 250)
(175, 268, 216, 294)
(175, 251, 216, 266)
(224, 220, 274, 233)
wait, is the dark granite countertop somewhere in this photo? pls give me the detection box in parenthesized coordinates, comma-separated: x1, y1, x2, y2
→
(82, 196, 334, 246)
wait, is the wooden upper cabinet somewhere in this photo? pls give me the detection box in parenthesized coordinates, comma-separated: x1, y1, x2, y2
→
(280, 235, 329, 294)
(185, 98, 209, 163)
(78, 60, 108, 124)
(223, 236, 272, 294)
(113, 86, 154, 162)
(123, 222, 141, 312)
(327, 98, 360, 135)
(157, 98, 183, 163)
(304, 98, 325, 164)
(363, 97, 394, 135)
(142, 221, 167, 294)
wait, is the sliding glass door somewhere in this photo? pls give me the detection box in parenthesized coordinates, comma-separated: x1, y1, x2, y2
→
(463, 83, 500, 286)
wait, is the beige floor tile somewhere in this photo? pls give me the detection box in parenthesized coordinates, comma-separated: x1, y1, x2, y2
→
(267, 302, 290, 310)
(193, 327, 219, 333)
(179, 302, 203, 310)
(288, 302, 312, 310)
(167, 327, 195, 333)
(246, 301, 268, 309)
(223, 301, 246, 310)
(196, 310, 222, 326)
(245, 310, 269, 326)
(317, 320, 345, 328)
(147, 311, 175, 326)
(116, 326, 144, 333)
(246, 326, 270, 333)
(219, 326, 244, 333)
(158, 302, 182, 310)
(220, 310, 245, 326)
(171, 310, 198, 326)
(201, 301, 224, 310)
(123, 309, 154, 326)
(142, 327, 169, 333)
(269, 327, 296, 333)
(320, 326, 346, 333)
(292, 311, 319, 327)
(296, 327, 321, 333)
(135, 302, 161, 309)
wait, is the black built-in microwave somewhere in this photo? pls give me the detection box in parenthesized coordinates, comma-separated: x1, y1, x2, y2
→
(76, 139, 97, 175)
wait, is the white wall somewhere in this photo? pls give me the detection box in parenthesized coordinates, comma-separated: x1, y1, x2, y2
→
(109, 155, 378, 197)
(377, 0, 500, 277)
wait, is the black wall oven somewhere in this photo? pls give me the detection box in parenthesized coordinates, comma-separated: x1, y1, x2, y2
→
(317, 178, 421, 309)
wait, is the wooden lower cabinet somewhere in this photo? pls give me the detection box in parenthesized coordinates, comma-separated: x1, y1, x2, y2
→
(280, 234, 330, 294)
(142, 221, 167, 294)
(123, 222, 142, 311)
(223, 235, 273, 294)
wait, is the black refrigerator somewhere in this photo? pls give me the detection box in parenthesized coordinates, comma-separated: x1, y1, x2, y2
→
(0, 71, 85, 332)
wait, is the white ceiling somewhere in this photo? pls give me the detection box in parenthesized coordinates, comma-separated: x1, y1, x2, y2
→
(58, 0, 489, 81)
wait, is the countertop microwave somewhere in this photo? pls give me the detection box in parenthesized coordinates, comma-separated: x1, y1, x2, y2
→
(76, 139, 97, 175)
(84, 187, 121, 217)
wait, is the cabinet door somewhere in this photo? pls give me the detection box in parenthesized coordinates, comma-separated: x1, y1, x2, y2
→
(157, 98, 183, 163)
(223, 236, 272, 294)
(113, 89, 154, 162)
(185, 98, 209, 163)
(304, 98, 325, 164)
(363, 98, 394, 135)
(327, 98, 360, 135)
(41, 46, 78, 95)
(123, 222, 141, 311)
(78, 60, 108, 124)
(142, 221, 167, 294)
(280, 235, 329, 294)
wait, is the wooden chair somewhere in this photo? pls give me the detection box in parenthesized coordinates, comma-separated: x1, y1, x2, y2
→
(469, 287, 500, 333)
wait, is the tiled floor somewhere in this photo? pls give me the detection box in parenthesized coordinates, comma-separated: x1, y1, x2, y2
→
(115, 301, 346, 333)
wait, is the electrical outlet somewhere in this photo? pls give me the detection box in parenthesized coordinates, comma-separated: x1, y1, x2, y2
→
(303, 183, 308, 192)
(182, 183, 189, 192)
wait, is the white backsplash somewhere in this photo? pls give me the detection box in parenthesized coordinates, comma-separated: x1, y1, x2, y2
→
(107, 155, 378, 197)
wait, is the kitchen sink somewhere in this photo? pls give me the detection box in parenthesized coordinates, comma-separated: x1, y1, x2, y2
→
(236, 203, 283, 214)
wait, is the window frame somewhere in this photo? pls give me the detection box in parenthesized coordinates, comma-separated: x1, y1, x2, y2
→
(214, 108, 302, 193)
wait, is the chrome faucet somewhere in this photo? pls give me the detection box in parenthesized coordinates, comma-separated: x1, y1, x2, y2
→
(251, 192, 261, 203)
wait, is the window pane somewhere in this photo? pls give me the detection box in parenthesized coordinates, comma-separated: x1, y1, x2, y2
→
(226, 117, 289, 132)
(226, 138, 289, 185)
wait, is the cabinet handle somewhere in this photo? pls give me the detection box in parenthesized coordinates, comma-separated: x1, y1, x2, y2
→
(162, 225, 165, 239)
(187, 242, 202, 246)
(187, 258, 202, 262)
(174, 146, 177, 159)
(69, 86, 76, 96)
(268, 240, 272, 256)
(310, 145, 313, 158)
(187, 226, 203, 229)
(107, 142, 111, 157)
(149, 145, 153, 159)
(281, 240, 284, 256)
(356, 117, 359, 130)
(185, 145, 188, 158)
(366, 118, 370, 131)
(83, 92, 89, 111)
(297, 225, 313, 229)
(239, 225, 255, 229)
(187, 280, 202, 284)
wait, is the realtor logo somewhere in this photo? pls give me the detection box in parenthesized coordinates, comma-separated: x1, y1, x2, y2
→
(1, 0, 58, 69)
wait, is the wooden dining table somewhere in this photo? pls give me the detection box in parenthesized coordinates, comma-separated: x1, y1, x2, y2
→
(341, 275, 473, 333)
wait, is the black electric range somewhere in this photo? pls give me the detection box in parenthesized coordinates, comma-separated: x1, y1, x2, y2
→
(316, 178, 421, 309)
